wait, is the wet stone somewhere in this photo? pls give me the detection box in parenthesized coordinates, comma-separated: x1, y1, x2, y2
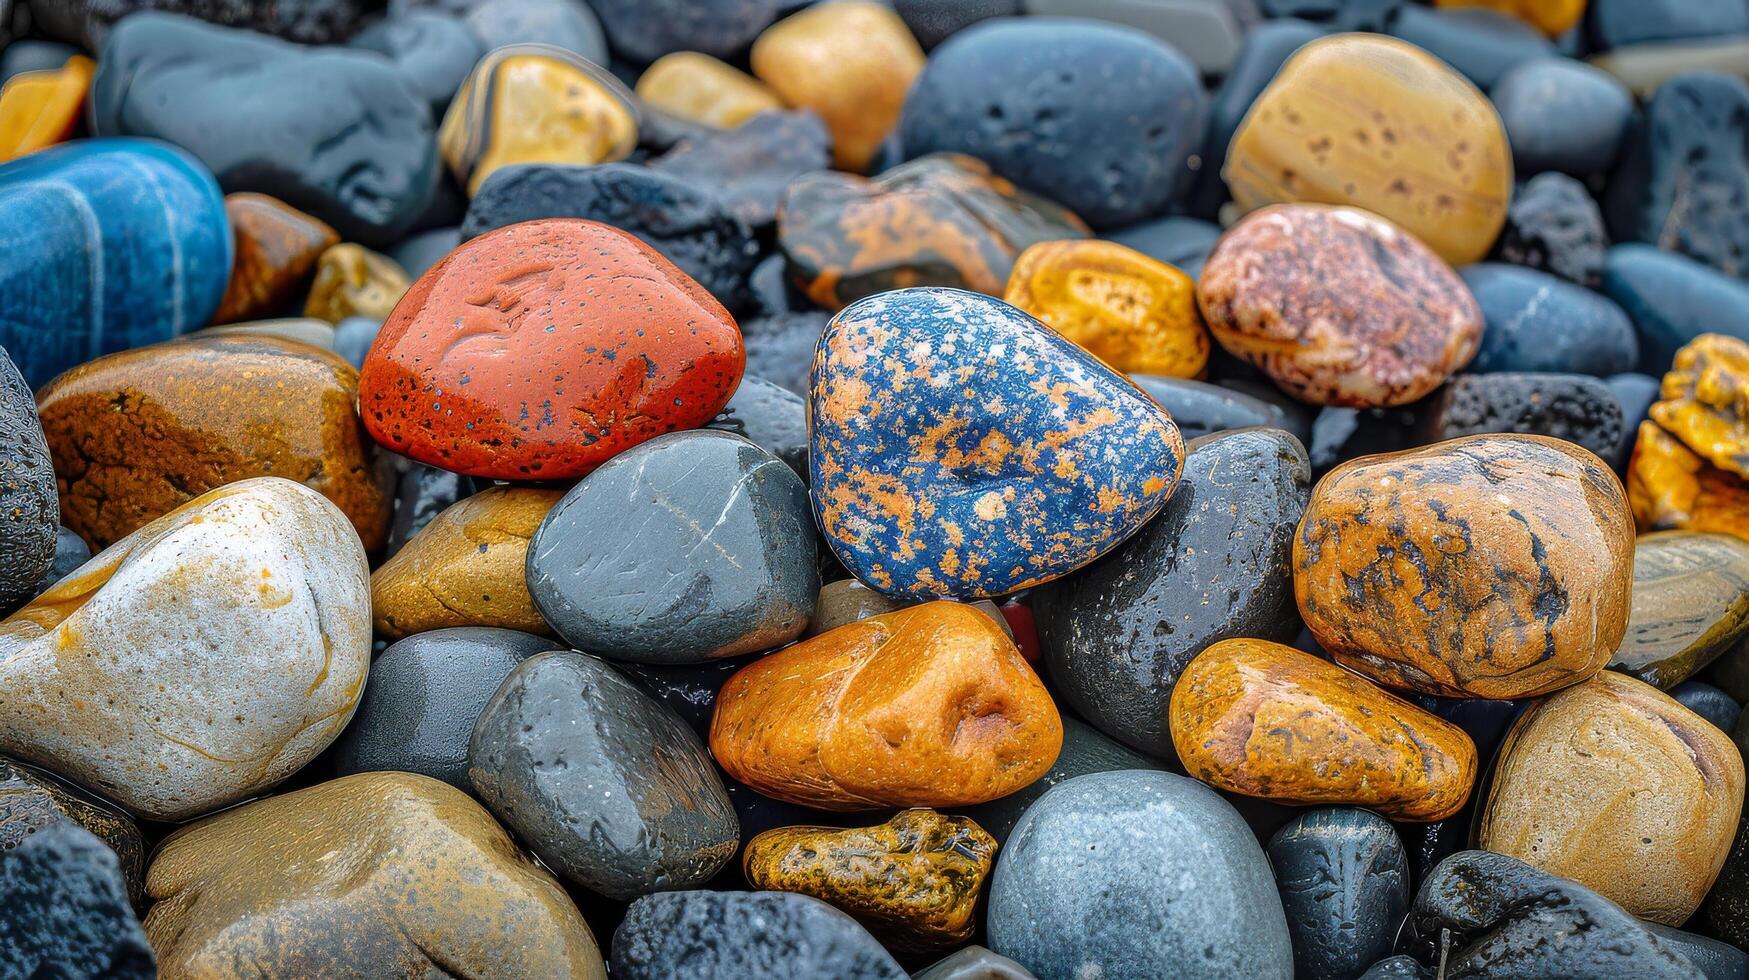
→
(303, 243, 411, 324)
(384, 463, 480, 561)
(347, 9, 482, 117)
(1672, 680, 1743, 732)
(705, 374, 809, 480)
(0, 52, 91, 163)
(1419, 372, 1625, 461)
(0, 349, 54, 612)
(1605, 243, 1749, 374)
(892, 0, 1018, 48)
(592, 0, 780, 65)
(1587, 0, 1749, 50)
(330, 315, 380, 370)
(0, 755, 144, 906)
(612, 890, 906, 980)
(23, 526, 89, 606)
(741, 311, 826, 396)
(1493, 172, 1610, 287)
(0, 822, 153, 980)
(1267, 808, 1411, 980)
(1650, 333, 1749, 480)
(1611, 531, 1749, 688)
(1464, 264, 1636, 375)
(388, 226, 460, 281)
(1628, 418, 1749, 543)
(1105, 215, 1223, 272)
(649, 110, 831, 230)
(214, 192, 339, 325)
(635, 53, 783, 130)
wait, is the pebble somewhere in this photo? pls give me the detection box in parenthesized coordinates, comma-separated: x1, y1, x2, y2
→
(527, 430, 816, 663)
(0, 822, 154, 980)
(332, 627, 551, 790)
(958, 717, 1159, 847)
(383, 463, 480, 560)
(1491, 58, 1634, 178)
(0, 754, 144, 905)
(1674, 680, 1744, 732)
(1171, 639, 1478, 820)
(1493, 172, 1610, 287)
(37, 334, 395, 551)
(636, 53, 783, 130)
(1612, 531, 1749, 688)
(1386, 5, 1554, 89)
(360, 219, 743, 480)
(1260, 0, 1398, 31)
(213, 192, 340, 325)
(593, 0, 779, 64)
(1421, 372, 1624, 460)
(1003, 240, 1208, 377)
(388, 225, 461, 280)
(1127, 376, 1310, 443)
(709, 601, 1062, 809)
(811, 288, 1184, 599)
(347, 9, 482, 117)
(741, 310, 825, 395)
(0, 350, 54, 612)
(330, 315, 380, 369)
(1033, 427, 1308, 759)
(142, 772, 607, 977)
(1606, 243, 1749, 373)
(705, 374, 809, 479)
(1589, 36, 1749, 99)
(649, 110, 832, 230)
(1028, 0, 1247, 77)
(1651, 333, 1749, 480)
(1706, 713, 1749, 946)
(892, 0, 1018, 48)
(0, 40, 78, 82)
(1267, 808, 1411, 980)
(0, 478, 370, 821)
(1105, 215, 1223, 272)
(0, 52, 90, 163)
(302, 243, 410, 324)
(24, 526, 89, 603)
(1468, 268, 1635, 378)
(89, 12, 437, 246)
(1188, 18, 1326, 219)
(612, 890, 906, 980)
(1479, 670, 1744, 924)
(1198, 204, 1483, 407)
(1297, 434, 1636, 698)
(986, 770, 1294, 980)
(1608, 371, 1663, 469)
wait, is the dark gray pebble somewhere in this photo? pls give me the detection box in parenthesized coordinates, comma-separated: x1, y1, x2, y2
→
(1267, 808, 1411, 980)
(612, 890, 906, 980)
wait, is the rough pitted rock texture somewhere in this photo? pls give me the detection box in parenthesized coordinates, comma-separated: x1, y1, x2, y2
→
(31, 0, 376, 48)
(0, 822, 154, 980)
(612, 890, 907, 980)
(0, 348, 55, 612)
(1422, 372, 1625, 461)
(1495, 172, 1610, 287)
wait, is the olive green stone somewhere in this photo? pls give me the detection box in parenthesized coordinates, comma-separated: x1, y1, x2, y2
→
(1611, 531, 1749, 689)
(0, 754, 145, 905)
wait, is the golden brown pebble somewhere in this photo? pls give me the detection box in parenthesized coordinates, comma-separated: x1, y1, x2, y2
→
(1480, 671, 1745, 925)
(1649, 333, 1749, 480)
(743, 809, 997, 951)
(303, 243, 411, 323)
(635, 52, 783, 129)
(1295, 434, 1634, 699)
(1629, 419, 1749, 543)
(1169, 639, 1476, 821)
(212, 192, 339, 324)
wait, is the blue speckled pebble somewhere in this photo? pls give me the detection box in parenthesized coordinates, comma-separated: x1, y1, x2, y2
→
(0, 138, 230, 388)
(810, 287, 1185, 600)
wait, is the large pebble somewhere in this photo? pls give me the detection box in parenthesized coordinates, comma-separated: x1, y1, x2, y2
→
(1127, 376, 1310, 444)
(0, 822, 153, 980)
(613, 890, 906, 980)
(348, 10, 479, 117)
(593, 0, 779, 65)
(1187, 18, 1324, 219)
(1491, 58, 1634, 178)
(0, 350, 54, 612)
(1493, 172, 1609, 287)
(1267, 808, 1411, 980)
(1465, 264, 1637, 375)
(458, 0, 608, 62)
(705, 374, 809, 479)
(960, 716, 1162, 845)
(1612, 531, 1749, 688)
(1420, 372, 1624, 461)
(1629, 417, 1749, 543)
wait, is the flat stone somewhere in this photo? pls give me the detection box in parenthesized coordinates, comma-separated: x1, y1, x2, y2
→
(0, 823, 153, 980)
(650, 110, 830, 229)
(1004, 240, 1208, 377)
(348, 9, 481, 117)
(1267, 808, 1411, 980)
(1421, 372, 1625, 461)
(612, 890, 905, 980)
(1672, 680, 1743, 732)
(705, 374, 809, 480)
(1604, 243, 1749, 373)
(1612, 531, 1749, 688)
(592, 0, 779, 64)
(0, 754, 144, 906)
(1387, 5, 1554, 89)
(1493, 172, 1610, 287)
(960, 716, 1164, 845)
(1466, 266, 1637, 376)
(1492, 58, 1634, 178)
(0, 350, 54, 612)
(636, 52, 783, 130)
(1127, 376, 1309, 443)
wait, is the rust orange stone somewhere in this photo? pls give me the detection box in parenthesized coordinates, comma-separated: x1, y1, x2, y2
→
(213, 193, 340, 325)
(358, 219, 745, 480)
(1629, 419, 1749, 543)
(709, 601, 1062, 810)
(1169, 638, 1477, 821)
(0, 55, 92, 162)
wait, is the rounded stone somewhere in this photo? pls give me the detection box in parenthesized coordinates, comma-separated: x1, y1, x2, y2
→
(1224, 33, 1512, 267)
(1, 822, 154, 980)
(1479, 670, 1745, 925)
(811, 287, 1184, 600)
(636, 53, 782, 130)
(143, 772, 606, 978)
(1198, 204, 1483, 407)
(960, 716, 1164, 846)
(0, 754, 145, 906)
(0, 349, 54, 612)
(592, 0, 778, 64)
(1611, 531, 1749, 688)
(1420, 372, 1625, 461)
(303, 243, 410, 325)
(0, 478, 370, 822)
(1296, 434, 1636, 699)
(1464, 264, 1637, 376)
(1106, 215, 1223, 272)
(360, 219, 744, 481)
(709, 601, 1062, 810)
(741, 310, 825, 395)
(1385, 6, 1554, 90)
(705, 374, 809, 480)
(1034, 427, 1309, 760)
(468, 651, 737, 900)
(331, 627, 552, 790)
(612, 890, 906, 980)
(347, 9, 482, 117)
(898, 17, 1206, 229)
(1629, 418, 1749, 542)
(1170, 639, 1478, 821)
(1131, 376, 1312, 444)
(1493, 172, 1610, 287)
(1003, 240, 1208, 377)
(1603, 243, 1749, 374)
(986, 770, 1294, 980)
(213, 192, 339, 325)
(389, 226, 460, 281)
(1588, 0, 1749, 53)
(1491, 58, 1634, 178)
(1673, 680, 1743, 732)
(37, 334, 395, 552)
(1650, 333, 1749, 480)
(1186, 19, 1324, 219)
(330, 315, 380, 369)
(0, 53, 92, 163)
(527, 430, 816, 664)
(1267, 808, 1411, 980)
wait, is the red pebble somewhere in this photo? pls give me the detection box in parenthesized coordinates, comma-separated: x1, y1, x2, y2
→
(999, 600, 1042, 666)
(359, 219, 745, 479)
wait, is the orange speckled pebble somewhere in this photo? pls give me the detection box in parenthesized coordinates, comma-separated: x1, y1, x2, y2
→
(709, 601, 1062, 810)
(1296, 434, 1635, 699)
(1170, 638, 1476, 821)
(358, 219, 744, 481)
(1197, 203, 1482, 407)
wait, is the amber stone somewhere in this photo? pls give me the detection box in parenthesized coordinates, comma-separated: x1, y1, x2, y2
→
(1434, 0, 1586, 36)
(1629, 420, 1749, 543)
(1225, 34, 1512, 267)
(1003, 239, 1209, 378)
(709, 601, 1062, 810)
(1197, 204, 1482, 407)
(304, 243, 411, 324)
(213, 192, 340, 325)
(371, 486, 560, 639)
(36, 334, 394, 551)
(751, 1, 924, 171)
(0, 754, 145, 905)
(744, 809, 996, 951)
(1169, 639, 1476, 821)
(1611, 531, 1749, 689)
(1479, 671, 1744, 925)
(636, 52, 782, 129)
(439, 44, 638, 196)
(0, 55, 92, 162)
(1296, 434, 1635, 699)
(1649, 333, 1749, 481)
(144, 772, 606, 978)
(779, 153, 1090, 311)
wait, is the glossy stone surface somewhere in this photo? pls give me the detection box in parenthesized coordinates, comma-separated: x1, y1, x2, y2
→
(303, 243, 410, 324)
(360, 219, 744, 480)
(1480, 671, 1744, 924)
(528, 430, 816, 663)
(710, 601, 1061, 809)
(1267, 808, 1411, 980)
(0, 52, 90, 163)
(348, 10, 482, 117)
(90, 13, 437, 246)
(1106, 215, 1223, 272)
(1604, 243, 1749, 374)
(0, 755, 144, 905)
(1612, 532, 1749, 688)
(743, 809, 996, 950)
(612, 890, 905, 980)
(1651, 333, 1749, 480)
(636, 53, 782, 130)
(1225, 34, 1512, 267)
(38, 334, 394, 551)
(372, 486, 560, 639)
(742, 310, 825, 395)
(143, 772, 606, 978)
(779, 154, 1089, 311)
(1465, 264, 1636, 376)
(1494, 172, 1610, 287)
(0, 350, 54, 613)
(1003, 240, 1208, 377)
(1198, 205, 1483, 407)
(0, 478, 369, 821)
(812, 288, 1183, 599)
(1630, 419, 1749, 542)
(987, 770, 1294, 980)
(1171, 639, 1477, 820)
(705, 374, 809, 479)
(1673, 681, 1743, 733)
(1297, 434, 1635, 698)
(213, 192, 338, 325)
(899, 17, 1205, 229)
(1186, 18, 1324, 219)
(751, 2, 923, 172)
(650, 110, 830, 230)
(1421, 372, 1624, 461)
(1491, 58, 1633, 178)
(1130, 377, 1307, 444)
(1034, 428, 1308, 759)
(0, 139, 229, 388)
(1, 822, 154, 980)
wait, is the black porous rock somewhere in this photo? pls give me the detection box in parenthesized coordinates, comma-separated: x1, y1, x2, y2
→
(460, 0, 608, 64)
(892, 0, 1019, 49)
(1463, 263, 1637, 376)
(1671, 680, 1742, 733)
(1267, 808, 1411, 980)
(462, 163, 760, 313)
(706, 374, 809, 480)
(1034, 428, 1310, 760)
(1603, 243, 1749, 373)
(650, 110, 832, 230)
(348, 9, 482, 117)
(741, 311, 828, 397)
(1257, 0, 1398, 32)
(1387, 5, 1552, 90)
(1605, 372, 1660, 470)
(29, 0, 376, 48)
(590, 0, 779, 64)
(1420, 372, 1623, 461)
(384, 462, 481, 560)
(88, 12, 438, 247)
(1187, 17, 1325, 220)
(0, 755, 146, 907)
(0, 822, 154, 980)
(1128, 375, 1307, 444)
(612, 889, 907, 980)
(0, 347, 56, 613)
(1492, 171, 1610, 287)
(1491, 59, 1634, 180)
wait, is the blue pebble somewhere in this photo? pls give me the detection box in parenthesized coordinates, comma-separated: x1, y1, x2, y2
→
(1105, 215, 1222, 271)
(810, 287, 1185, 600)
(1388, 6, 1553, 90)
(1601, 243, 1749, 373)
(0, 138, 231, 388)
(332, 316, 383, 370)
(1491, 58, 1634, 179)
(1462, 263, 1638, 376)
(1671, 681, 1742, 733)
